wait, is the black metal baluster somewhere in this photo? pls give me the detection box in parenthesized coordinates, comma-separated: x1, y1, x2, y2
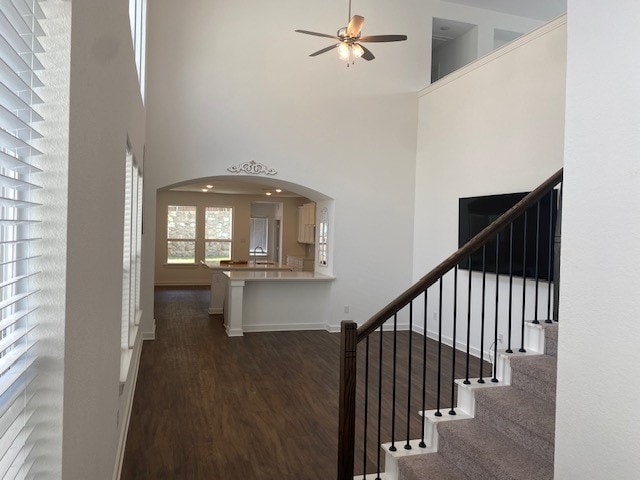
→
(376, 325, 383, 479)
(553, 183, 563, 323)
(533, 201, 541, 324)
(478, 245, 486, 383)
(419, 290, 428, 448)
(389, 314, 398, 452)
(520, 211, 528, 353)
(363, 337, 370, 478)
(464, 256, 472, 385)
(435, 278, 444, 416)
(405, 302, 413, 449)
(449, 267, 458, 415)
(492, 233, 500, 383)
(546, 190, 554, 323)
(507, 223, 514, 353)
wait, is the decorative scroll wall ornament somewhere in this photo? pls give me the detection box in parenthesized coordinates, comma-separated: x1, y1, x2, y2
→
(227, 160, 277, 176)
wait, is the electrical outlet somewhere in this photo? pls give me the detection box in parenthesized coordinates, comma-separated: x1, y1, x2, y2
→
(344, 305, 349, 314)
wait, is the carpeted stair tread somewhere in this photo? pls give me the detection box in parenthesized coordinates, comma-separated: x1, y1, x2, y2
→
(474, 386, 555, 463)
(398, 452, 469, 480)
(437, 418, 553, 480)
(509, 354, 557, 403)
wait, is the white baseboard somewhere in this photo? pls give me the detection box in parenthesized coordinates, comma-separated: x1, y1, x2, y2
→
(113, 334, 144, 480)
(242, 323, 327, 334)
(142, 320, 156, 341)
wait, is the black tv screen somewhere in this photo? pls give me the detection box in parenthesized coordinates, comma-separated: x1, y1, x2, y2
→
(458, 190, 558, 280)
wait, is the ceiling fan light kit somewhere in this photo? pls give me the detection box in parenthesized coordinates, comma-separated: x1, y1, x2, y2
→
(295, 1, 407, 66)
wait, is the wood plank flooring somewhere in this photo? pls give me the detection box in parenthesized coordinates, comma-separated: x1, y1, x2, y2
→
(121, 287, 490, 480)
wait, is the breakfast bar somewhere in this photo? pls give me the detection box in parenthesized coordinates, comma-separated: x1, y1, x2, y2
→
(222, 270, 335, 337)
(204, 261, 292, 314)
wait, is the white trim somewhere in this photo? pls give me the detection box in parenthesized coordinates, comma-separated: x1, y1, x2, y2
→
(142, 320, 156, 341)
(113, 333, 144, 480)
(418, 14, 567, 98)
(242, 323, 328, 333)
(325, 322, 412, 333)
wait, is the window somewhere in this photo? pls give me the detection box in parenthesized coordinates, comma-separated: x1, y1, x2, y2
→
(250, 217, 268, 256)
(167, 205, 197, 264)
(318, 207, 329, 266)
(205, 207, 232, 262)
(128, 0, 147, 99)
(0, 0, 45, 474)
(121, 146, 142, 352)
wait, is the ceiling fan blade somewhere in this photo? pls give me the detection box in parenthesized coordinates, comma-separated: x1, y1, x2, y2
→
(295, 29, 340, 40)
(359, 34, 408, 43)
(347, 15, 365, 37)
(309, 43, 341, 57)
(359, 44, 375, 61)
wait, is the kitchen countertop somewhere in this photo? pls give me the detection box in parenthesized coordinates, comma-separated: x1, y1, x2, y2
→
(203, 261, 292, 271)
(223, 270, 335, 282)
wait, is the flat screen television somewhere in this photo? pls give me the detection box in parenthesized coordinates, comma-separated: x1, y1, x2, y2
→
(458, 190, 558, 280)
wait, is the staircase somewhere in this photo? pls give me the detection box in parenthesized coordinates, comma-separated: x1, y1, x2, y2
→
(337, 169, 564, 480)
(396, 322, 558, 480)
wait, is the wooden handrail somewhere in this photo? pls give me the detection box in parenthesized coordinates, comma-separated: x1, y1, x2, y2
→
(356, 168, 563, 343)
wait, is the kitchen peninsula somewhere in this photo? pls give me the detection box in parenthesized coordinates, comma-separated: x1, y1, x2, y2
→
(222, 270, 334, 337)
(204, 260, 292, 314)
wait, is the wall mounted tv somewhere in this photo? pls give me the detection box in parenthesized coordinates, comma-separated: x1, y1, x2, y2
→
(458, 190, 558, 280)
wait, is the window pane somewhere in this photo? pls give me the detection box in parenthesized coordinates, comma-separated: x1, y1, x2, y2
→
(205, 241, 231, 262)
(167, 241, 196, 263)
(205, 207, 232, 240)
(250, 217, 268, 254)
(167, 205, 196, 239)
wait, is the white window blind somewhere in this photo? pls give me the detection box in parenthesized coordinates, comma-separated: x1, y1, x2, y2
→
(0, 0, 45, 477)
(121, 147, 142, 351)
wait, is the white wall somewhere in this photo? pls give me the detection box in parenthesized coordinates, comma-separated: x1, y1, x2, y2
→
(555, 1, 640, 477)
(62, 0, 146, 478)
(142, 0, 433, 333)
(413, 18, 566, 356)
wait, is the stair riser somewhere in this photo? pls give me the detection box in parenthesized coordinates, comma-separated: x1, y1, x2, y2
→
(474, 402, 554, 463)
(510, 368, 556, 404)
(438, 425, 553, 480)
(545, 328, 558, 357)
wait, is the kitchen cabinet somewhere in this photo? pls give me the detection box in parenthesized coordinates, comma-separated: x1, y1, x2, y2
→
(297, 202, 316, 244)
(286, 255, 314, 272)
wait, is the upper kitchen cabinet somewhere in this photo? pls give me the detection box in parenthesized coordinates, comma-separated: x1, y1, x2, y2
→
(297, 202, 316, 244)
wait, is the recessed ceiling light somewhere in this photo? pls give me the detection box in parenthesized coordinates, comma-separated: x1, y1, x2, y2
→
(201, 189, 208, 192)
(206, 184, 213, 189)
(275, 189, 282, 193)
(266, 192, 272, 196)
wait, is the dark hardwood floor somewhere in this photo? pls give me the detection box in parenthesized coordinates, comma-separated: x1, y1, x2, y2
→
(121, 287, 489, 480)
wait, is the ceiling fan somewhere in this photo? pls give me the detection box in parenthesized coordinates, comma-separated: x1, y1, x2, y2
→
(295, 0, 407, 65)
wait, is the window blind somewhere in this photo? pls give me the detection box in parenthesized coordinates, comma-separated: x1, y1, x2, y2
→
(0, 0, 45, 477)
(121, 149, 142, 352)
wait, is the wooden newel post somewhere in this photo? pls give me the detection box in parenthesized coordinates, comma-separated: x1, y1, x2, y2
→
(337, 320, 358, 480)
